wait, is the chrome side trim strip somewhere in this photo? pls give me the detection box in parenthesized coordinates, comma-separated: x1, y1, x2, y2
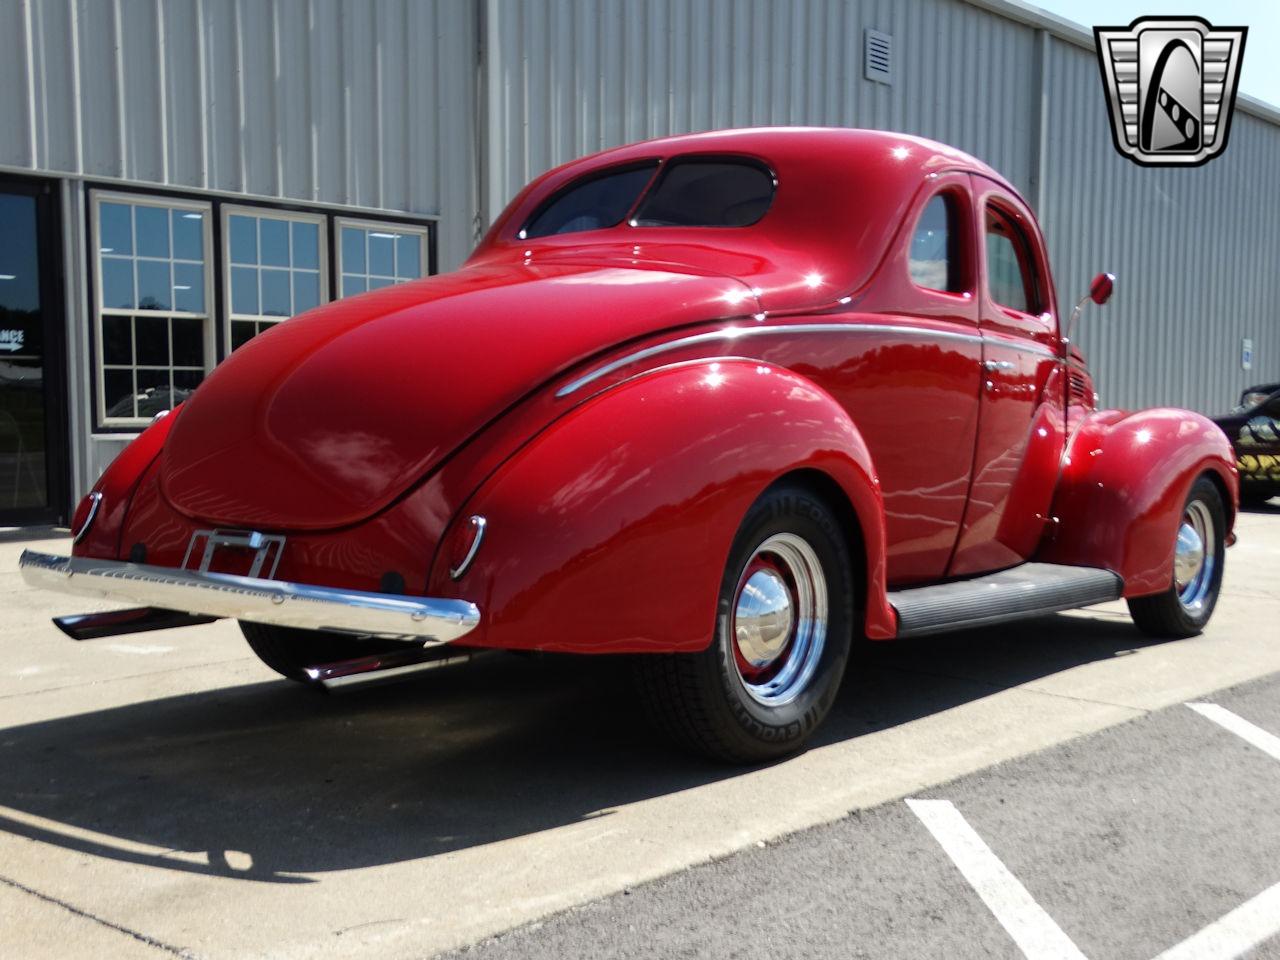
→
(19, 550, 480, 644)
(556, 322, 1062, 397)
(986, 339, 1060, 360)
(1030, 342, 1061, 360)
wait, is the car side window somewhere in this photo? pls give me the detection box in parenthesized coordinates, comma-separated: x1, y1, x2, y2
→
(520, 163, 658, 239)
(985, 205, 1038, 314)
(908, 194, 961, 292)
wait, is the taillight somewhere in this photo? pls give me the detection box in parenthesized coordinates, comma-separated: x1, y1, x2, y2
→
(71, 491, 104, 544)
(448, 515, 487, 580)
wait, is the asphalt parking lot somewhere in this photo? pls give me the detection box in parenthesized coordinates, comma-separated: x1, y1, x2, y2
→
(1, 504, 1279, 959)
(450, 673, 1280, 960)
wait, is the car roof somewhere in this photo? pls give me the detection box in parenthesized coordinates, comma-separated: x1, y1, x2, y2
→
(472, 127, 1023, 311)
(582, 126, 1006, 182)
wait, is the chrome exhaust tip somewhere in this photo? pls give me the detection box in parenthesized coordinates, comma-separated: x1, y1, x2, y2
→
(53, 607, 219, 641)
(304, 646, 494, 691)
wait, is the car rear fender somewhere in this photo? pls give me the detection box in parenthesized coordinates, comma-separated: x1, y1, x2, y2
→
(1036, 408, 1239, 597)
(428, 358, 895, 654)
(72, 407, 182, 559)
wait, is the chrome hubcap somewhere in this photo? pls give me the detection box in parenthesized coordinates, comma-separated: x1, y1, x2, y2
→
(1175, 500, 1216, 614)
(730, 533, 828, 706)
(734, 568, 794, 669)
(1173, 524, 1204, 590)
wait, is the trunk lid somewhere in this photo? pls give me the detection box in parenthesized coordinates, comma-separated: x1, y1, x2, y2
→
(161, 260, 750, 530)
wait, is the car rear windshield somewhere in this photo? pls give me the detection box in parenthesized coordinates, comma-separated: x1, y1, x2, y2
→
(520, 163, 658, 239)
(631, 160, 775, 227)
(518, 157, 775, 239)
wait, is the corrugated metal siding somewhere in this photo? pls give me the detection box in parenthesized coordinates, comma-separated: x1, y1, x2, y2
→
(483, 0, 1037, 220)
(3, 0, 477, 269)
(4, 0, 1280, 502)
(1041, 37, 1280, 414)
(483, 0, 1279, 413)
(1, 0, 480, 499)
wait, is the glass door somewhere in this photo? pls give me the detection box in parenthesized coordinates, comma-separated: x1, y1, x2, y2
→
(0, 178, 67, 526)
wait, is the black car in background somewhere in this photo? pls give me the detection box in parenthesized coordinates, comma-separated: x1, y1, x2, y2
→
(1214, 382, 1280, 506)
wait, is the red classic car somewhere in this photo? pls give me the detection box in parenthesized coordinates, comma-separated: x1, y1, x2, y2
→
(22, 128, 1238, 762)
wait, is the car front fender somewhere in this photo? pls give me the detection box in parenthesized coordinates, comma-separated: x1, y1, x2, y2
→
(428, 358, 894, 653)
(1036, 408, 1238, 597)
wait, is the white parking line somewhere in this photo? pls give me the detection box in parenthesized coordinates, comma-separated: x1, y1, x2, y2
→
(905, 798, 1088, 960)
(1186, 702, 1280, 763)
(909, 798, 1280, 960)
(1151, 880, 1280, 960)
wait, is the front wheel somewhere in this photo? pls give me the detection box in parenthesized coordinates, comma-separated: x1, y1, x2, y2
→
(1127, 476, 1226, 638)
(633, 483, 855, 763)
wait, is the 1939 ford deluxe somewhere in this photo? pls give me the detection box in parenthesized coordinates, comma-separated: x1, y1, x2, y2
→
(21, 129, 1238, 762)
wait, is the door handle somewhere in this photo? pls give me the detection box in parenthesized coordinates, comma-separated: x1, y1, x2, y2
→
(982, 360, 1015, 372)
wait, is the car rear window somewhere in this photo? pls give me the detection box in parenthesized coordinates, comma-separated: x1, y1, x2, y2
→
(520, 163, 658, 239)
(631, 159, 775, 227)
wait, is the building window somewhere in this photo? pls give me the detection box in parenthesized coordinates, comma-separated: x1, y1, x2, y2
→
(223, 206, 327, 350)
(92, 192, 213, 426)
(88, 189, 434, 431)
(337, 219, 428, 297)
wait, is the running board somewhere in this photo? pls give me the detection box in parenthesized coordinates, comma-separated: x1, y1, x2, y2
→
(889, 563, 1123, 638)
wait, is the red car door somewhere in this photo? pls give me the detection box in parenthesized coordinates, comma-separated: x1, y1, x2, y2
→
(947, 177, 1067, 576)
(812, 172, 982, 586)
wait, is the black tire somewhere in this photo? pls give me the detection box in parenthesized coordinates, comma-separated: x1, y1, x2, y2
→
(239, 621, 408, 683)
(633, 483, 856, 763)
(1127, 476, 1226, 639)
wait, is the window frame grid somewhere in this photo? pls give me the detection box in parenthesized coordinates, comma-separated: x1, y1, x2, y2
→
(90, 190, 215, 429)
(335, 216, 430, 298)
(85, 180, 438, 435)
(221, 204, 329, 350)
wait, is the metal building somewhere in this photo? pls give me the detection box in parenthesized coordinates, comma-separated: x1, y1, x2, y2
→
(0, 0, 1276, 528)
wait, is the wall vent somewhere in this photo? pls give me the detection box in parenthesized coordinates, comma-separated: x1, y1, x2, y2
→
(864, 29, 893, 84)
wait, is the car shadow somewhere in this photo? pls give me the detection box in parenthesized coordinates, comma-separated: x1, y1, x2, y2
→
(0, 610, 1166, 884)
(1240, 498, 1280, 514)
(0, 525, 68, 544)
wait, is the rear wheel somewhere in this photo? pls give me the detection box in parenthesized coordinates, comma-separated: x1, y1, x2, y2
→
(634, 483, 855, 763)
(1127, 476, 1226, 638)
(239, 622, 409, 683)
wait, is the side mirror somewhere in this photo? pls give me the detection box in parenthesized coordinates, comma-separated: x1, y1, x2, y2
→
(1065, 271, 1116, 345)
(1089, 272, 1115, 305)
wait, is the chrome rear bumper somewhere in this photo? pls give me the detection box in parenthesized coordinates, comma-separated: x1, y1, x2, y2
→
(18, 550, 480, 644)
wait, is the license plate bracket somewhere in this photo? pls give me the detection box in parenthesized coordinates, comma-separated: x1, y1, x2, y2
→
(181, 529, 286, 579)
